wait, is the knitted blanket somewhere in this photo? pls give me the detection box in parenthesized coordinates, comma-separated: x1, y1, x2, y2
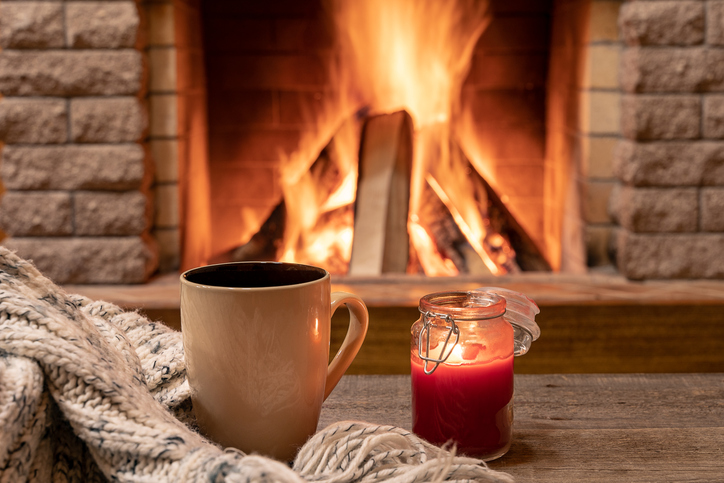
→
(0, 247, 513, 483)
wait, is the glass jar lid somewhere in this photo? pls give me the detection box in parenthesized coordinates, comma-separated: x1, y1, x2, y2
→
(418, 291, 506, 321)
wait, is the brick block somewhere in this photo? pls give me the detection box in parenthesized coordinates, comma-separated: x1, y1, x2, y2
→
(202, 0, 318, 16)
(613, 140, 707, 186)
(148, 47, 177, 92)
(275, 18, 335, 51)
(583, 180, 616, 223)
(208, 128, 302, 163)
(619, 1, 705, 46)
(490, 0, 551, 14)
(620, 48, 706, 93)
(70, 98, 146, 143)
(0, 2, 63, 48)
(609, 185, 698, 232)
(701, 142, 724, 185)
(621, 95, 700, 140)
(701, 187, 724, 231)
(148, 94, 177, 137)
(209, 166, 276, 204)
(150, 140, 178, 183)
(707, 1, 724, 45)
(476, 16, 550, 53)
(168, 1, 203, 50)
(590, 1, 621, 42)
(462, 90, 545, 129)
(579, 91, 621, 135)
(0, 50, 142, 96)
(0, 98, 67, 144)
(585, 225, 614, 267)
(703, 49, 724, 91)
(207, 54, 331, 90)
(154, 184, 178, 227)
(616, 230, 724, 279)
(704, 95, 724, 138)
(583, 45, 620, 90)
(74, 191, 149, 235)
(66, 1, 139, 48)
(472, 126, 546, 159)
(1, 236, 158, 284)
(146, 2, 174, 46)
(176, 50, 204, 92)
(583, 136, 617, 178)
(1, 145, 147, 190)
(0, 191, 72, 236)
(203, 17, 274, 52)
(211, 90, 275, 126)
(153, 227, 180, 272)
(467, 53, 548, 91)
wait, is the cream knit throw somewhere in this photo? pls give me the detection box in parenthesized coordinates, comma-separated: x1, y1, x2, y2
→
(0, 247, 513, 483)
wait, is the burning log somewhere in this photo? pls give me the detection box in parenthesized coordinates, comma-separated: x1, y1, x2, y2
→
(415, 184, 467, 273)
(412, 124, 550, 275)
(213, 116, 361, 269)
(217, 108, 549, 276)
(348, 111, 413, 275)
(216, 202, 286, 264)
(451, 141, 551, 272)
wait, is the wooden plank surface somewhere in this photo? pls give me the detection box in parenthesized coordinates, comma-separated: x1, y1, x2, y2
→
(331, 274, 724, 307)
(63, 271, 724, 311)
(329, 303, 724, 375)
(66, 274, 724, 374)
(318, 374, 724, 482)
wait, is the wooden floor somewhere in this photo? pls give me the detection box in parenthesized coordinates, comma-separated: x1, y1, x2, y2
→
(319, 374, 724, 482)
(64, 271, 724, 374)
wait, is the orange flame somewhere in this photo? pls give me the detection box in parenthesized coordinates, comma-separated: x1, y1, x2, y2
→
(426, 175, 500, 275)
(275, 0, 504, 275)
(335, 0, 492, 275)
(409, 219, 459, 277)
(277, 109, 361, 274)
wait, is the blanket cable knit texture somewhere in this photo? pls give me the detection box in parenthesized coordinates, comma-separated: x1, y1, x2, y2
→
(0, 247, 513, 482)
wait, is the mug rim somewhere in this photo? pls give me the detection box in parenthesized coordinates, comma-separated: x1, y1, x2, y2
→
(180, 261, 330, 292)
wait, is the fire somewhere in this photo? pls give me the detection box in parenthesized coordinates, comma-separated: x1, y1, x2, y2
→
(334, 0, 514, 275)
(270, 0, 521, 275)
(277, 112, 360, 274)
(426, 175, 500, 275)
(409, 219, 458, 277)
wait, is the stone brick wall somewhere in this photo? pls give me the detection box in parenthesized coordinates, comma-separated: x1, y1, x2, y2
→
(612, 0, 724, 278)
(580, 1, 624, 270)
(3, 0, 719, 281)
(0, 0, 158, 283)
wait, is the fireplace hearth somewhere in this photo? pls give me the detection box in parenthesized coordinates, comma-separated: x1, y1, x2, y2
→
(1, 0, 724, 283)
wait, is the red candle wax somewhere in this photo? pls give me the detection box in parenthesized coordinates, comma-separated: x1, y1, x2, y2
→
(411, 354, 514, 460)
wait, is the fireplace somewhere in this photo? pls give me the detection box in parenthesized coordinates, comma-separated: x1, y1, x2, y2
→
(199, 0, 563, 278)
(1, 0, 724, 283)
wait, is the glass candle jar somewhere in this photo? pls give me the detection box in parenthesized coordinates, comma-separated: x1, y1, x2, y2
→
(410, 289, 539, 461)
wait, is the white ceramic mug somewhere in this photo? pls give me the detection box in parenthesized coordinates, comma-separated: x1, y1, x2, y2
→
(180, 262, 368, 461)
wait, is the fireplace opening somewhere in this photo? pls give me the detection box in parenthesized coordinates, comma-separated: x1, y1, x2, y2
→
(190, 0, 575, 277)
(3, 0, 646, 285)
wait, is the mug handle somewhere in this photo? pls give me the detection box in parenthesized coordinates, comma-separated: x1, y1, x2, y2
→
(324, 292, 369, 400)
